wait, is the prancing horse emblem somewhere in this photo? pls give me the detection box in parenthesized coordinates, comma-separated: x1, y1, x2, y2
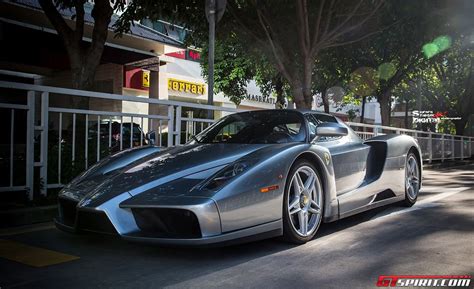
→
(324, 152, 330, 165)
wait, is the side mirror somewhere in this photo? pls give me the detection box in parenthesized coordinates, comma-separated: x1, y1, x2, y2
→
(314, 123, 348, 141)
(146, 131, 156, 145)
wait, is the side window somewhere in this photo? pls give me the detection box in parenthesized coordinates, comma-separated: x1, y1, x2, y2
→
(213, 121, 246, 142)
(305, 115, 318, 140)
(273, 122, 302, 137)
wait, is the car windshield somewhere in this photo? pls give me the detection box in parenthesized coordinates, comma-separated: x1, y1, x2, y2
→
(191, 111, 307, 144)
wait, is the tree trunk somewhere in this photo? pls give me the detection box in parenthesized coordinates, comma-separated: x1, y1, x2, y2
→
(274, 76, 285, 109)
(378, 92, 391, 126)
(292, 87, 310, 109)
(39, 0, 112, 109)
(322, 91, 330, 113)
(70, 51, 96, 90)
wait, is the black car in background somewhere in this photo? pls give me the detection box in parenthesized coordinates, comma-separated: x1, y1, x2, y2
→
(87, 121, 150, 152)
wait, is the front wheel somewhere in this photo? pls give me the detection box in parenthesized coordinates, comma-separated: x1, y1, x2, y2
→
(282, 160, 324, 244)
(402, 152, 420, 207)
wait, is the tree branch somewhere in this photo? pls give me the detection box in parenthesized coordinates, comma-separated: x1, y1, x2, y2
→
(89, 0, 113, 58)
(226, 3, 268, 47)
(322, 28, 381, 49)
(323, 0, 384, 46)
(295, 0, 310, 55)
(311, 0, 326, 54)
(74, 0, 85, 43)
(325, 0, 364, 39)
(255, 5, 294, 83)
(38, 0, 73, 45)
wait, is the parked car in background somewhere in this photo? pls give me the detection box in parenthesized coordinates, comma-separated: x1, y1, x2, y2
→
(87, 121, 149, 152)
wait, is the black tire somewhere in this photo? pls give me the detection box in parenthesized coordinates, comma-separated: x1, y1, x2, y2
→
(282, 159, 324, 244)
(401, 151, 420, 207)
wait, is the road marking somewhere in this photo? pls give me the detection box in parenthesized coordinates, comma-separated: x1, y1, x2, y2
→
(0, 239, 79, 267)
(371, 186, 470, 221)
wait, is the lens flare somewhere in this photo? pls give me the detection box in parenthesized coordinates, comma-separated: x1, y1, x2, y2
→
(348, 67, 379, 96)
(423, 35, 452, 59)
(378, 63, 397, 81)
(433, 36, 452, 52)
(422, 43, 439, 59)
(326, 86, 345, 103)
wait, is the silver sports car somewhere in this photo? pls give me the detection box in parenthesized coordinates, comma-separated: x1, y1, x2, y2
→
(56, 110, 422, 245)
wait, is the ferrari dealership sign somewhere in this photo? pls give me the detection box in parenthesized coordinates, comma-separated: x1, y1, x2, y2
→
(168, 78, 205, 95)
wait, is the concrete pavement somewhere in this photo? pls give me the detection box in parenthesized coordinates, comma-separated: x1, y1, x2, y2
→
(0, 164, 473, 289)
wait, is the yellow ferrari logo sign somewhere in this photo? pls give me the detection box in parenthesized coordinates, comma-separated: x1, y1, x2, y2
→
(142, 70, 150, 88)
(168, 78, 205, 95)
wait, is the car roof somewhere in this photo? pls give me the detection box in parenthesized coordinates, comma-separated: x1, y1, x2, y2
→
(235, 109, 336, 118)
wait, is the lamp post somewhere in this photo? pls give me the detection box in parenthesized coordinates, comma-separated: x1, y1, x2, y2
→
(205, 0, 226, 119)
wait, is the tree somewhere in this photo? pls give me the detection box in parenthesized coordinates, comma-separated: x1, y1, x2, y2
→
(338, 0, 446, 126)
(39, 0, 126, 92)
(117, 1, 385, 110)
(224, 0, 384, 109)
(312, 47, 362, 113)
(428, 39, 473, 135)
(200, 35, 288, 108)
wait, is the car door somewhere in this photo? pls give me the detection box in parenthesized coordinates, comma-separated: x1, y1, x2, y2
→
(306, 114, 370, 195)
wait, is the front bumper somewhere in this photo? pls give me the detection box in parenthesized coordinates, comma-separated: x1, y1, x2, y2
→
(55, 193, 282, 245)
(56, 193, 268, 245)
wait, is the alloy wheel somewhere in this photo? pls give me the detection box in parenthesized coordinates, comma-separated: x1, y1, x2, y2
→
(287, 166, 322, 237)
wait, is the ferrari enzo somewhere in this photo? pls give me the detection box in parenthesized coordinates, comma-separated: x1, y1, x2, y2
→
(56, 110, 422, 245)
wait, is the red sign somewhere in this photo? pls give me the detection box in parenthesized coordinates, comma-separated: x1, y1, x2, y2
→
(166, 49, 201, 62)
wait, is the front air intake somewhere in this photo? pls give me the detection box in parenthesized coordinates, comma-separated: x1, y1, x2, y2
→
(132, 208, 201, 238)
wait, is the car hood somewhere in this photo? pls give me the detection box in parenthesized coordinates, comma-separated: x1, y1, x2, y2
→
(63, 143, 272, 206)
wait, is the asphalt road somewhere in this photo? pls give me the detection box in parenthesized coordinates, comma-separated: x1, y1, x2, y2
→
(0, 163, 473, 289)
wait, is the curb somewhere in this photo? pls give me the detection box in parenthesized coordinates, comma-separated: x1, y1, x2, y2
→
(0, 205, 58, 229)
(423, 159, 473, 170)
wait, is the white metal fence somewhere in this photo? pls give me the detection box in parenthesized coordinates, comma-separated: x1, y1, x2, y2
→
(0, 80, 472, 200)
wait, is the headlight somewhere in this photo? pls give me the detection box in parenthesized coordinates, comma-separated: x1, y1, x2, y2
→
(200, 159, 258, 191)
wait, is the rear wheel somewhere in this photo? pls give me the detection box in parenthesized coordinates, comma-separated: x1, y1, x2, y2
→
(402, 152, 420, 207)
(282, 160, 323, 244)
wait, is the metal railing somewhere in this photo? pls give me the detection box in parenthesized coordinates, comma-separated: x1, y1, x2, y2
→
(0, 81, 241, 199)
(0, 80, 472, 200)
(346, 122, 473, 163)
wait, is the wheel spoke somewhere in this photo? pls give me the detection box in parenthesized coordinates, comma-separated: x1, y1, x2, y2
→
(298, 211, 308, 235)
(292, 176, 301, 194)
(289, 197, 300, 209)
(407, 185, 414, 197)
(309, 200, 321, 214)
(410, 159, 416, 174)
(289, 197, 301, 215)
(295, 172, 304, 192)
(290, 207, 301, 215)
(304, 173, 315, 191)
